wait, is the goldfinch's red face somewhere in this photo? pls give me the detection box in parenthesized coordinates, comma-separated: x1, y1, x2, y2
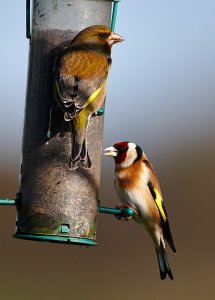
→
(104, 141, 140, 167)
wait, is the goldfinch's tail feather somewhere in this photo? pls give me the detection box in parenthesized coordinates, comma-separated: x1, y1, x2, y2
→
(156, 241, 173, 280)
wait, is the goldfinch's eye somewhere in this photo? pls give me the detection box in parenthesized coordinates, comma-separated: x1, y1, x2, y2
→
(119, 146, 128, 152)
(99, 33, 106, 38)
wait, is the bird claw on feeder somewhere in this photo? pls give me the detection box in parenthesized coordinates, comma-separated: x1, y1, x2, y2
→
(115, 204, 133, 221)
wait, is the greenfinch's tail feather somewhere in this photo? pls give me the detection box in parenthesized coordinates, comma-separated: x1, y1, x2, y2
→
(71, 137, 82, 162)
(79, 154, 91, 169)
(69, 137, 91, 170)
(80, 141, 91, 168)
(156, 241, 173, 280)
(68, 159, 79, 170)
(69, 153, 91, 170)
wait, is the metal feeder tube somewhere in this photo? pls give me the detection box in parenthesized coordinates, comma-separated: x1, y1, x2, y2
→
(15, 0, 113, 245)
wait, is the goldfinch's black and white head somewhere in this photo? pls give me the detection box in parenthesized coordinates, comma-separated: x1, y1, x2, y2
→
(104, 141, 143, 168)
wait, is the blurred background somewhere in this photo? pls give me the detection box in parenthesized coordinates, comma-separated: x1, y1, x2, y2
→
(0, 1, 214, 299)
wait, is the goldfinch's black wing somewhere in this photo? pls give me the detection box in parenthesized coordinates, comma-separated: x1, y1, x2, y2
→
(147, 180, 176, 253)
(54, 50, 110, 120)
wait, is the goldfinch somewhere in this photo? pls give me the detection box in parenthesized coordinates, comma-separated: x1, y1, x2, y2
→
(54, 25, 124, 170)
(104, 141, 176, 280)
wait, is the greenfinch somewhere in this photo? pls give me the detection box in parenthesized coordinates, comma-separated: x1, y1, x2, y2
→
(104, 141, 176, 280)
(54, 25, 124, 170)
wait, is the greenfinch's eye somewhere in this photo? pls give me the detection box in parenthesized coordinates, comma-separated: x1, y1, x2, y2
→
(99, 33, 106, 38)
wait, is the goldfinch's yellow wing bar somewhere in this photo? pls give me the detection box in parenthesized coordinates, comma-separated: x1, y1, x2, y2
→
(154, 189, 167, 222)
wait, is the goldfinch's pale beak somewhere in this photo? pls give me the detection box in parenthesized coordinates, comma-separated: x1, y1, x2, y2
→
(103, 146, 118, 157)
(107, 32, 124, 46)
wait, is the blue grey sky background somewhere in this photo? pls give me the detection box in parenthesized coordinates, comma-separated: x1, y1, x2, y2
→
(1, 1, 215, 169)
(0, 1, 215, 299)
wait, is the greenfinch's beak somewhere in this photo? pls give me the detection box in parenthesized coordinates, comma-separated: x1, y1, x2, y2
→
(103, 146, 118, 157)
(107, 32, 124, 46)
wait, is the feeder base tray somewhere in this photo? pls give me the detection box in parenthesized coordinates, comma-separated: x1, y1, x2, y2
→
(13, 233, 97, 246)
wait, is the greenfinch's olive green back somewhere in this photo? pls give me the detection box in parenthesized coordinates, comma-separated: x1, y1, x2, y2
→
(54, 25, 123, 170)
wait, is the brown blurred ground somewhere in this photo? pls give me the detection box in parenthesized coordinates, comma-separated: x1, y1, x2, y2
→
(0, 130, 214, 300)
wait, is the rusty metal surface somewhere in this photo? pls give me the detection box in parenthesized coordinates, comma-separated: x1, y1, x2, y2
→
(16, 0, 112, 241)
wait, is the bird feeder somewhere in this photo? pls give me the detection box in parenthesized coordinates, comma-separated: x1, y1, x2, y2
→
(0, 0, 133, 245)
